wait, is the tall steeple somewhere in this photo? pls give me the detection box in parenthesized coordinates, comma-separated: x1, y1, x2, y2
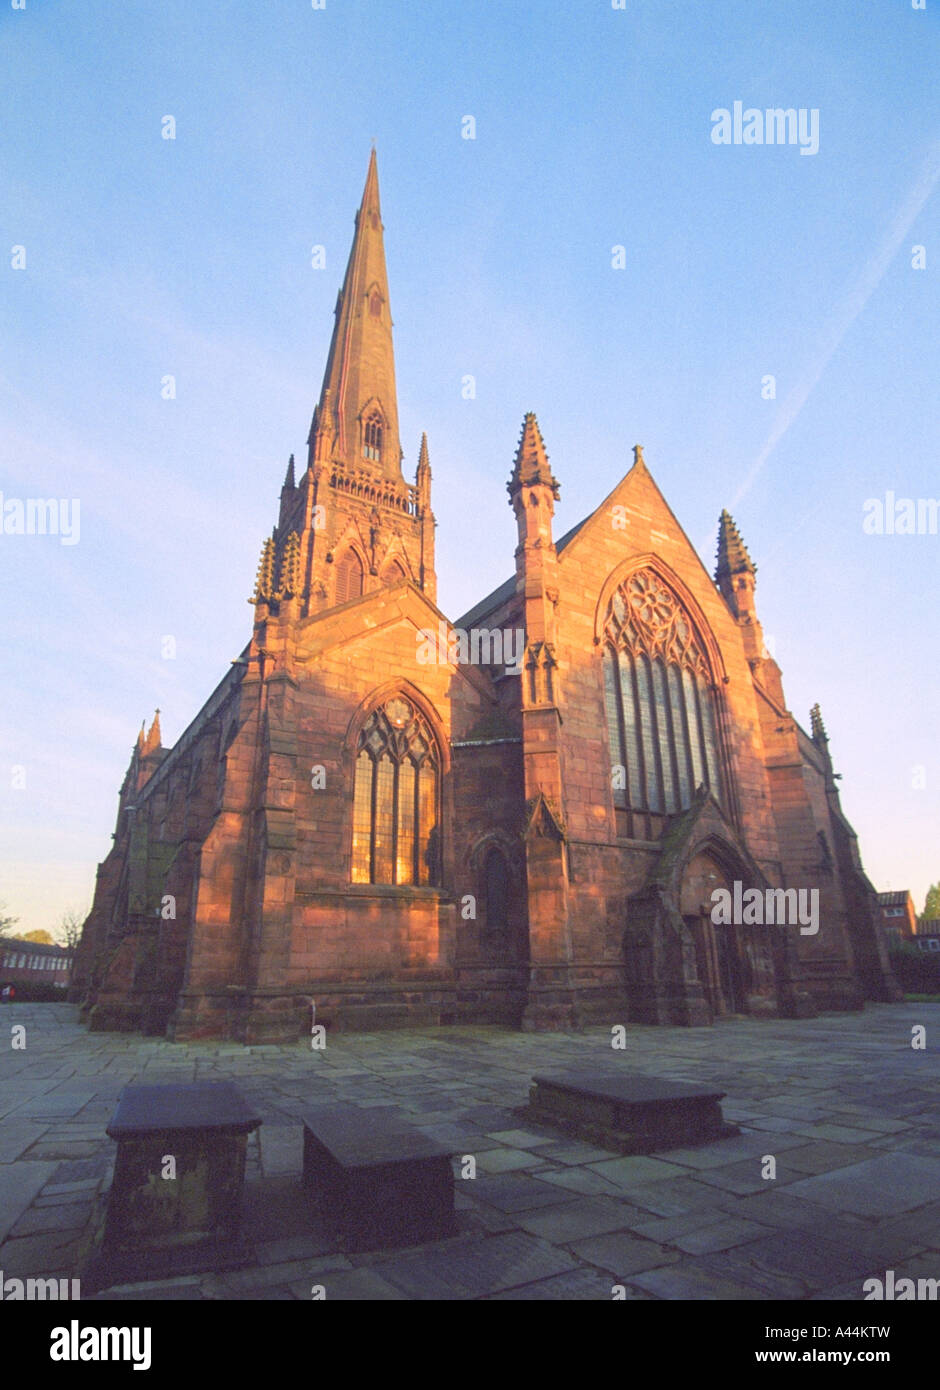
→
(310, 149, 401, 480)
(251, 153, 435, 621)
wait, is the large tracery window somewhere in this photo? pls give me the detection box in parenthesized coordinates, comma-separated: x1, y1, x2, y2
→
(603, 569, 723, 840)
(351, 697, 441, 886)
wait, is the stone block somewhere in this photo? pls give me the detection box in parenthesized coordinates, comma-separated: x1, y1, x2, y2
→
(91, 1081, 261, 1284)
(526, 1071, 739, 1154)
(302, 1104, 456, 1247)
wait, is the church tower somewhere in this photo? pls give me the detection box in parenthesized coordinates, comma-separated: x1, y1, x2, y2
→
(253, 150, 436, 621)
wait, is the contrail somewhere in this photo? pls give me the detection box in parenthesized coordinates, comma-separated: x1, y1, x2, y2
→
(731, 137, 940, 513)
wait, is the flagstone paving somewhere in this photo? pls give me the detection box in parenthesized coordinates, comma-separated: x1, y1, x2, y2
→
(0, 1002, 936, 1300)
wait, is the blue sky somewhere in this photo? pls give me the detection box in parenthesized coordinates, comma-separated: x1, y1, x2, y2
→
(1, 0, 938, 935)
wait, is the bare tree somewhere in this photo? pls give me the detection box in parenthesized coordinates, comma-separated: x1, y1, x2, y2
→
(0, 903, 19, 938)
(58, 909, 86, 958)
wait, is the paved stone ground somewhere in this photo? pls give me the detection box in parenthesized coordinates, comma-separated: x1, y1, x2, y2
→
(1, 1003, 937, 1301)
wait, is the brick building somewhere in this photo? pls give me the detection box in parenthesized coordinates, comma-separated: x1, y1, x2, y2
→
(71, 154, 899, 1041)
(876, 889, 917, 946)
(2, 937, 72, 993)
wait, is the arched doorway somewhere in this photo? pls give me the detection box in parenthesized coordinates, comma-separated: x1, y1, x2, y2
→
(680, 851, 750, 1017)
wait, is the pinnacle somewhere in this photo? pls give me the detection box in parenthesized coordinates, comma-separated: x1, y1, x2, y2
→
(283, 454, 295, 490)
(142, 710, 162, 757)
(509, 412, 559, 497)
(715, 508, 756, 583)
(810, 703, 828, 743)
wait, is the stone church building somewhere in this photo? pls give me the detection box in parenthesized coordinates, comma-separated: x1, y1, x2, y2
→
(72, 153, 899, 1041)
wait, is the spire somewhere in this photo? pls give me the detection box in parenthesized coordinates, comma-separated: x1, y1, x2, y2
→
(312, 150, 401, 479)
(508, 412, 560, 500)
(142, 710, 162, 756)
(282, 454, 295, 490)
(416, 432, 431, 506)
(135, 721, 146, 753)
(715, 508, 756, 588)
(810, 703, 828, 745)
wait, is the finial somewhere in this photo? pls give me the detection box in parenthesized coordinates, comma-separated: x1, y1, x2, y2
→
(633, 444, 645, 468)
(810, 703, 828, 744)
(142, 710, 162, 757)
(715, 508, 756, 584)
(508, 412, 559, 499)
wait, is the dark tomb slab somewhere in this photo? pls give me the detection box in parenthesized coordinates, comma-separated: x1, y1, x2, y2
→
(85, 1082, 262, 1288)
(525, 1071, 739, 1154)
(302, 1104, 456, 1248)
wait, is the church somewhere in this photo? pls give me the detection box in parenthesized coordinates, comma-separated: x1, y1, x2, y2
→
(71, 153, 900, 1041)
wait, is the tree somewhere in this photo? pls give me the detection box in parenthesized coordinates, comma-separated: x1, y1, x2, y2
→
(0, 903, 19, 937)
(922, 882, 940, 924)
(20, 930, 54, 944)
(58, 909, 86, 956)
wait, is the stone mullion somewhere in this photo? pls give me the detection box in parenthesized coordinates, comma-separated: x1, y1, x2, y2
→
(659, 660, 683, 814)
(644, 655, 668, 816)
(691, 677, 710, 797)
(608, 646, 630, 812)
(368, 754, 378, 884)
(677, 666, 700, 796)
(412, 761, 420, 886)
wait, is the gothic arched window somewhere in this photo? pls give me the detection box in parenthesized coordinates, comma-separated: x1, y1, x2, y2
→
(351, 697, 441, 886)
(363, 414, 383, 462)
(335, 549, 364, 604)
(603, 569, 723, 839)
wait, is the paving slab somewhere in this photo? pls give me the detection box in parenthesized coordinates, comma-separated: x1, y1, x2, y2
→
(290, 1268, 408, 1300)
(587, 1155, 689, 1188)
(780, 1141, 881, 1175)
(486, 1268, 643, 1300)
(628, 1261, 791, 1301)
(568, 1230, 681, 1278)
(475, 1147, 539, 1174)
(516, 1196, 637, 1244)
(0, 1161, 57, 1243)
(626, 1176, 727, 1218)
(537, 1167, 629, 1198)
(786, 1153, 940, 1218)
(16, 1091, 97, 1120)
(0, 1228, 86, 1277)
(375, 1231, 578, 1299)
(485, 1129, 556, 1149)
(0, 1121, 49, 1164)
(10, 1201, 92, 1236)
(468, 1174, 575, 1214)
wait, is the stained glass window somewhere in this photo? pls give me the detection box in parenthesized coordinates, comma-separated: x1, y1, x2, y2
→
(603, 569, 723, 829)
(350, 698, 440, 885)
